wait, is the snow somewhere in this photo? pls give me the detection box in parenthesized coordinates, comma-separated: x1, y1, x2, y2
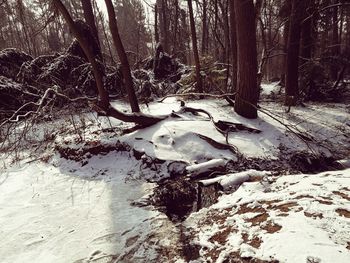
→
(0, 97, 349, 262)
(0, 152, 174, 263)
(261, 82, 281, 96)
(185, 169, 350, 262)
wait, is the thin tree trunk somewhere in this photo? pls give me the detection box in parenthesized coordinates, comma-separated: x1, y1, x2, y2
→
(187, 0, 203, 93)
(331, 0, 340, 80)
(97, 7, 114, 64)
(154, 3, 159, 43)
(5, 0, 23, 51)
(104, 0, 140, 112)
(229, 0, 237, 92)
(17, 0, 32, 54)
(281, 0, 291, 86)
(220, 0, 230, 92)
(173, 0, 179, 54)
(202, 0, 208, 55)
(300, 0, 314, 64)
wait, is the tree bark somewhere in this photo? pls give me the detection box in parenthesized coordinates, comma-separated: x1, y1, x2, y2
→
(187, 0, 203, 93)
(233, 0, 258, 119)
(158, 0, 169, 53)
(281, 0, 292, 86)
(331, 0, 340, 80)
(154, 3, 159, 43)
(229, 0, 237, 92)
(104, 0, 140, 112)
(285, 0, 305, 106)
(201, 0, 208, 55)
(172, 0, 179, 54)
(300, 0, 314, 63)
(81, 0, 100, 48)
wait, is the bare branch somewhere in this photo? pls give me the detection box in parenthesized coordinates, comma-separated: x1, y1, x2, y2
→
(157, 92, 237, 102)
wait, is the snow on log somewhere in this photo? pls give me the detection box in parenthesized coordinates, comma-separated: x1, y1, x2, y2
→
(336, 159, 350, 169)
(199, 169, 270, 190)
(186, 159, 227, 177)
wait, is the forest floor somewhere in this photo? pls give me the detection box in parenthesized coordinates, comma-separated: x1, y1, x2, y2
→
(0, 83, 350, 263)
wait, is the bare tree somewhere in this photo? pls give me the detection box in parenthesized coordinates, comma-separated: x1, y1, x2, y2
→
(187, 0, 203, 93)
(104, 0, 140, 113)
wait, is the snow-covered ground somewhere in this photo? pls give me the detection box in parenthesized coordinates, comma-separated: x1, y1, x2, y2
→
(261, 82, 281, 96)
(185, 169, 350, 262)
(0, 153, 170, 262)
(0, 97, 349, 262)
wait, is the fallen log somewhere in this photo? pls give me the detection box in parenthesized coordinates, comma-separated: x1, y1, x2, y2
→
(186, 159, 228, 178)
(199, 169, 270, 190)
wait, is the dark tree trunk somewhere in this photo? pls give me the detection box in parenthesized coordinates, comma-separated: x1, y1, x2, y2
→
(331, 0, 340, 80)
(234, 0, 258, 119)
(154, 3, 159, 43)
(81, 0, 99, 47)
(104, 0, 140, 112)
(159, 0, 169, 53)
(187, 0, 203, 93)
(281, 0, 292, 86)
(173, 0, 179, 54)
(202, 0, 208, 55)
(300, 0, 314, 63)
(285, 0, 305, 106)
(221, 0, 230, 92)
(229, 0, 237, 92)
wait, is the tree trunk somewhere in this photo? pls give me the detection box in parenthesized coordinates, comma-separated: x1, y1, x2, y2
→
(81, 0, 102, 59)
(104, 0, 140, 113)
(17, 0, 33, 55)
(280, 0, 291, 86)
(234, 0, 258, 119)
(229, 0, 237, 92)
(154, 3, 159, 43)
(300, 0, 314, 64)
(159, 0, 169, 53)
(331, 0, 340, 80)
(220, 0, 230, 92)
(53, 0, 164, 126)
(201, 0, 208, 55)
(285, 0, 305, 106)
(53, 0, 109, 107)
(187, 0, 203, 93)
(172, 0, 179, 54)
